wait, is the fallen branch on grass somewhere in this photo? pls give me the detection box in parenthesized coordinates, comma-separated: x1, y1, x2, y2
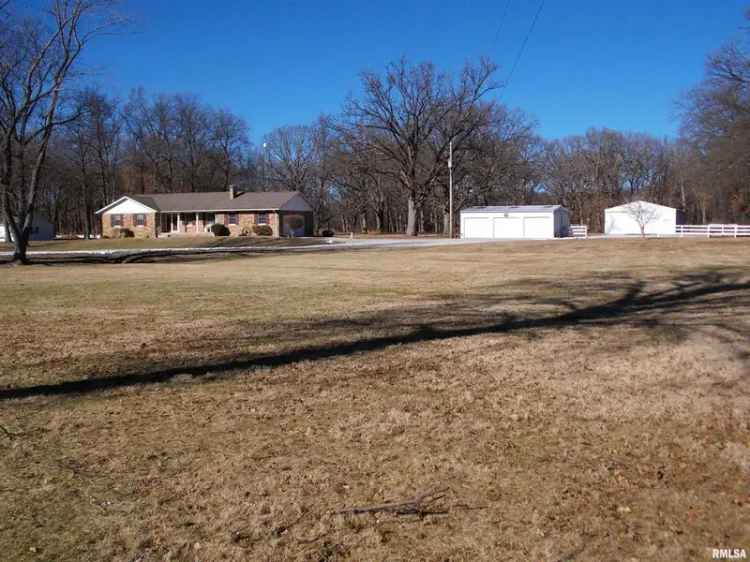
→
(452, 502, 488, 511)
(273, 510, 309, 537)
(336, 488, 449, 517)
(0, 424, 18, 440)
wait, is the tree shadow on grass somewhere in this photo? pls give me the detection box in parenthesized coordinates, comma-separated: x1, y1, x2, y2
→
(0, 250, 270, 266)
(1, 271, 748, 401)
(0, 241, 376, 266)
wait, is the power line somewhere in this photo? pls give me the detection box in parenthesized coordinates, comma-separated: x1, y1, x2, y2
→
(504, 0, 546, 89)
(493, 0, 513, 44)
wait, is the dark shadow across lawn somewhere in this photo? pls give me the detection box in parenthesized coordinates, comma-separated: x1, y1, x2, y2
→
(1, 270, 747, 401)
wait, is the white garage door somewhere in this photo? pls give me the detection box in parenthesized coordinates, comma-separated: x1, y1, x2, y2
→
(523, 217, 550, 238)
(493, 217, 523, 238)
(464, 217, 492, 238)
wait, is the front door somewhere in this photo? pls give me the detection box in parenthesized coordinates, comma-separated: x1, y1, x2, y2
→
(161, 214, 181, 233)
(201, 213, 215, 231)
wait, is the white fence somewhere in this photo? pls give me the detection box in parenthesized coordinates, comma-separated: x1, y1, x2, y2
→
(567, 224, 588, 238)
(677, 224, 750, 237)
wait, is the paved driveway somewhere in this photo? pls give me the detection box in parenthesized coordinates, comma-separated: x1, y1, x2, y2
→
(0, 236, 558, 262)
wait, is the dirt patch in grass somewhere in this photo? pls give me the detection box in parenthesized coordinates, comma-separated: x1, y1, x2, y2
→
(0, 238, 748, 561)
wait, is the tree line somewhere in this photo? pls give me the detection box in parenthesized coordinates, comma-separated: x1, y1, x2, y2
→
(2, 1, 749, 262)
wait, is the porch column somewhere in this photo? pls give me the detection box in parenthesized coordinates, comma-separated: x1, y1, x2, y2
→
(196, 212, 199, 234)
(177, 213, 182, 233)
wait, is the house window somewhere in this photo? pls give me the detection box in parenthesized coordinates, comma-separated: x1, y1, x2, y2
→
(110, 214, 123, 227)
(227, 212, 238, 225)
(256, 212, 269, 225)
(135, 214, 146, 227)
(202, 213, 215, 225)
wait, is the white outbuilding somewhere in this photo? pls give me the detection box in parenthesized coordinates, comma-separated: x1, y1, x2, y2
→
(460, 205, 570, 239)
(0, 215, 55, 242)
(604, 201, 683, 236)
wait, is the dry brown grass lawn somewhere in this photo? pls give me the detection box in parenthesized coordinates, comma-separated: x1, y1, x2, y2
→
(0, 239, 748, 561)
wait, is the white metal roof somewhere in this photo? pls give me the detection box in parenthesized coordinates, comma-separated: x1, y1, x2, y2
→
(460, 205, 567, 214)
(605, 200, 676, 212)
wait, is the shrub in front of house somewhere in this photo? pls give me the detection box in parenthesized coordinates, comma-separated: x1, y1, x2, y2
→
(117, 228, 134, 238)
(211, 223, 230, 237)
(321, 229, 335, 237)
(252, 224, 273, 236)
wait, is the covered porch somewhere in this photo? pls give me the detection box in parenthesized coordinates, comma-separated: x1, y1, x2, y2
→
(159, 212, 216, 237)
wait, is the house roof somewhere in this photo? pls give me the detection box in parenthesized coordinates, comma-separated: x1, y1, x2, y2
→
(461, 205, 567, 214)
(96, 191, 304, 214)
(605, 200, 676, 212)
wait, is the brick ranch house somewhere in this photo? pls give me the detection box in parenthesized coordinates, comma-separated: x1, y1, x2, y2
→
(95, 189, 314, 238)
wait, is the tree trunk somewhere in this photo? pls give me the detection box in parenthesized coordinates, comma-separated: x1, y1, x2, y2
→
(406, 193, 418, 236)
(12, 229, 29, 264)
(679, 180, 687, 212)
(2, 186, 30, 265)
(6, 213, 29, 265)
(83, 186, 92, 240)
(443, 209, 451, 237)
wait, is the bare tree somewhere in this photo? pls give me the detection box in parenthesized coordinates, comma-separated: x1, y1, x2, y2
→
(174, 94, 210, 192)
(0, 0, 125, 263)
(211, 109, 249, 190)
(541, 128, 680, 231)
(123, 91, 179, 192)
(678, 15, 750, 224)
(437, 106, 540, 234)
(625, 201, 660, 238)
(64, 88, 121, 238)
(121, 90, 250, 194)
(331, 129, 382, 232)
(262, 119, 335, 228)
(263, 124, 316, 192)
(342, 58, 499, 235)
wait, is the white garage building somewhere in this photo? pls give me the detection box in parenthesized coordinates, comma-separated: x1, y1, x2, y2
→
(604, 201, 683, 236)
(460, 205, 570, 239)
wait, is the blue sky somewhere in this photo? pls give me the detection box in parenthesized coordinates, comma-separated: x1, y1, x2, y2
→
(75, 0, 747, 143)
